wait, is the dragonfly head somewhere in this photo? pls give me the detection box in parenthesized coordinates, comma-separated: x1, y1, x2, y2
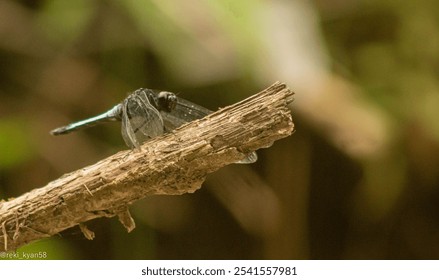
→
(157, 91, 178, 112)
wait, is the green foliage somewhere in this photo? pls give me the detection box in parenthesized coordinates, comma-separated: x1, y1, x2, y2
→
(0, 118, 34, 169)
(37, 0, 95, 47)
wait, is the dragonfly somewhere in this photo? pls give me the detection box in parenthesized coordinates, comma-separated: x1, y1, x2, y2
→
(50, 88, 257, 164)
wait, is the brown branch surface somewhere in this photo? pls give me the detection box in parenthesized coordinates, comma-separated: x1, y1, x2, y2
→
(0, 82, 295, 252)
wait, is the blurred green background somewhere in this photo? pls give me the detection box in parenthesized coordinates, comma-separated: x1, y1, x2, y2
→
(1, 0, 439, 259)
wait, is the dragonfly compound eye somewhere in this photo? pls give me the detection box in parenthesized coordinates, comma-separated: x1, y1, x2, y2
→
(158, 91, 178, 112)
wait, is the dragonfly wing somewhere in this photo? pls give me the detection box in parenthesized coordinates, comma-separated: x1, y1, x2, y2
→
(121, 90, 164, 149)
(160, 97, 213, 131)
(160, 96, 257, 164)
(121, 102, 138, 149)
(236, 151, 258, 164)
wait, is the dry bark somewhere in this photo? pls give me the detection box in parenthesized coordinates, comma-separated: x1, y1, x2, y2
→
(0, 81, 295, 252)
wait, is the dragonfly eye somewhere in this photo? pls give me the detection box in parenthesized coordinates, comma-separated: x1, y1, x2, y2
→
(158, 91, 177, 112)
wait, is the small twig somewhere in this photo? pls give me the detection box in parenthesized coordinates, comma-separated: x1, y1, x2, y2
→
(0, 81, 295, 252)
(83, 184, 93, 197)
(117, 208, 136, 233)
(79, 223, 95, 240)
(1, 221, 7, 251)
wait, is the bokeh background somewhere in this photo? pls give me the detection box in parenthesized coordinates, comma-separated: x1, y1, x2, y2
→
(1, 0, 439, 259)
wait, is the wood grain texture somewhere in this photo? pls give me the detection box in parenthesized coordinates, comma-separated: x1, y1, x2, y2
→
(0, 81, 295, 251)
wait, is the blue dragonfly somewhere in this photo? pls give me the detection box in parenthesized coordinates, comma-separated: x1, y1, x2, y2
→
(51, 88, 257, 164)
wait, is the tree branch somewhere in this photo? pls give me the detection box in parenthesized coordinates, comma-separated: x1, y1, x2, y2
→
(0, 81, 295, 252)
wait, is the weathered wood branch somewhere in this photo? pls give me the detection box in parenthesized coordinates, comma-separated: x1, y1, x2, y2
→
(0, 82, 295, 252)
